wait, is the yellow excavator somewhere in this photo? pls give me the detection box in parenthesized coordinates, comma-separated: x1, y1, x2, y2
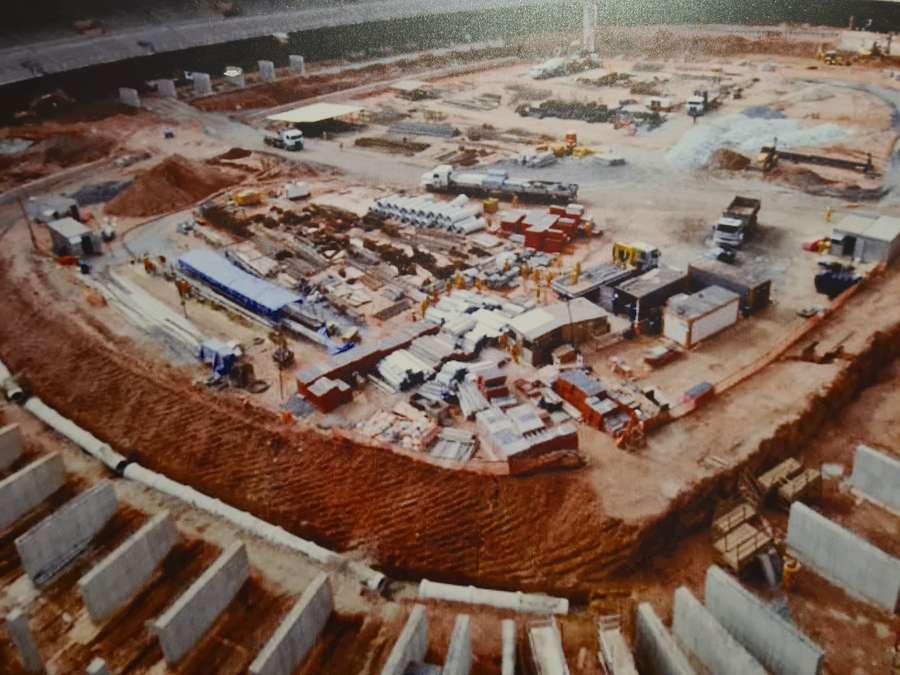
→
(612, 242, 661, 272)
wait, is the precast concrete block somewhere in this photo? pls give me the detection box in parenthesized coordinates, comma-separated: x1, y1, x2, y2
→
(0, 452, 65, 530)
(86, 657, 111, 675)
(634, 603, 695, 675)
(157, 79, 177, 98)
(0, 423, 24, 469)
(249, 573, 333, 675)
(15, 480, 117, 585)
(192, 72, 212, 96)
(705, 566, 824, 675)
(672, 587, 766, 675)
(851, 444, 900, 512)
(501, 619, 516, 675)
(151, 541, 250, 664)
(78, 511, 178, 622)
(118, 87, 141, 108)
(381, 604, 428, 675)
(290, 54, 306, 74)
(443, 614, 472, 675)
(786, 502, 900, 612)
(258, 60, 276, 82)
(6, 608, 43, 673)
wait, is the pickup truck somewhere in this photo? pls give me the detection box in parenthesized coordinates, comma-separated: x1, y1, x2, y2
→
(264, 128, 304, 151)
(712, 196, 761, 248)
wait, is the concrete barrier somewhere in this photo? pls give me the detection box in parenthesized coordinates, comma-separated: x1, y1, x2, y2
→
(86, 657, 111, 675)
(0, 452, 65, 530)
(249, 573, 333, 675)
(259, 60, 276, 82)
(786, 502, 900, 612)
(15, 480, 117, 584)
(118, 87, 141, 107)
(157, 79, 177, 98)
(672, 587, 766, 675)
(634, 603, 695, 675)
(443, 614, 472, 675)
(501, 619, 516, 675)
(381, 604, 428, 675)
(0, 423, 24, 469)
(78, 511, 178, 622)
(290, 54, 306, 74)
(151, 541, 250, 664)
(6, 608, 43, 673)
(704, 566, 824, 675)
(850, 444, 900, 512)
(192, 72, 212, 97)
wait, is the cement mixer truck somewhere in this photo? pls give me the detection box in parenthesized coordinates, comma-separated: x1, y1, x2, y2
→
(421, 165, 578, 203)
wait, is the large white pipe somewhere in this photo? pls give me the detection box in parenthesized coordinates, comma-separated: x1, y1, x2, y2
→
(418, 579, 569, 615)
(1, 357, 386, 593)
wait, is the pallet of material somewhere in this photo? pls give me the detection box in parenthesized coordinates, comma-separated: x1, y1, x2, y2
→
(757, 458, 802, 495)
(712, 502, 757, 539)
(713, 522, 772, 574)
(777, 468, 822, 505)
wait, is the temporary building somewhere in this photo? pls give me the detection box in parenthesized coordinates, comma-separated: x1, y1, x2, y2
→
(46, 217, 102, 257)
(663, 285, 740, 349)
(831, 213, 900, 264)
(687, 259, 772, 315)
(178, 249, 301, 320)
(198, 339, 239, 377)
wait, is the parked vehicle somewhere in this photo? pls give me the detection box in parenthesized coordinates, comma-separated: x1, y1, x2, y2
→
(712, 196, 761, 248)
(264, 128, 304, 151)
(420, 165, 578, 203)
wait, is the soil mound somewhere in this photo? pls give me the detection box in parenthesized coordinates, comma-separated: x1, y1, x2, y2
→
(709, 148, 751, 171)
(217, 147, 253, 161)
(105, 154, 238, 217)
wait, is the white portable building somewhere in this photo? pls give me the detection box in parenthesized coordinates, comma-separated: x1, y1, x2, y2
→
(663, 285, 740, 349)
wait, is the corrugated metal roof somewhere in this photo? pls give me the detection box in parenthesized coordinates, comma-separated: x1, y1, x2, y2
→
(179, 249, 301, 313)
(666, 285, 740, 320)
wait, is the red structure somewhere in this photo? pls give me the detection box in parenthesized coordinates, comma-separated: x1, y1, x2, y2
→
(301, 376, 353, 412)
(500, 204, 590, 253)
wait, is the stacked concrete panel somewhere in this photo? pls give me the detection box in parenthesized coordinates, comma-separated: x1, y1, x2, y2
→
(0, 452, 65, 530)
(249, 573, 333, 675)
(192, 72, 212, 96)
(290, 54, 306, 74)
(6, 608, 43, 673)
(501, 619, 516, 675)
(0, 423, 24, 469)
(15, 480, 117, 584)
(634, 603, 695, 675)
(672, 587, 766, 675)
(381, 604, 428, 675)
(443, 614, 472, 675)
(705, 566, 824, 675)
(850, 444, 900, 512)
(118, 87, 141, 107)
(259, 60, 276, 82)
(78, 511, 178, 622)
(786, 502, 900, 612)
(157, 79, 177, 98)
(151, 541, 250, 664)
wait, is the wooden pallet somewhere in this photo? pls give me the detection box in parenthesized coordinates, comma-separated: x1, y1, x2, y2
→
(778, 468, 823, 505)
(712, 502, 757, 539)
(714, 522, 772, 574)
(757, 458, 802, 495)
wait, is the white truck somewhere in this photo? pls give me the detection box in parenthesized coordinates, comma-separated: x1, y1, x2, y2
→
(420, 165, 578, 203)
(264, 128, 304, 151)
(712, 196, 761, 248)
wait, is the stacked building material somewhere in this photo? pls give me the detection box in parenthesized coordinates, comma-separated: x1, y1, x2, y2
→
(458, 382, 491, 420)
(430, 428, 477, 462)
(476, 405, 578, 459)
(377, 350, 436, 391)
(389, 121, 460, 139)
(478, 367, 509, 400)
(371, 193, 486, 234)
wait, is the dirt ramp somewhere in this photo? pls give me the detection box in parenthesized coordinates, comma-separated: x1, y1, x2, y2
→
(105, 154, 240, 217)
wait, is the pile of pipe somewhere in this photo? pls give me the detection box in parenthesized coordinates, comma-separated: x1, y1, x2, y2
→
(370, 194, 486, 234)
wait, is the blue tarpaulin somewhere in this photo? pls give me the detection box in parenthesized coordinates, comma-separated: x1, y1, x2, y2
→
(198, 339, 239, 376)
(178, 249, 301, 320)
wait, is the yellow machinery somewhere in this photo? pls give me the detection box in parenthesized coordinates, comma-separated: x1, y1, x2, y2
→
(234, 189, 264, 207)
(816, 45, 846, 66)
(612, 242, 661, 272)
(483, 198, 499, 214)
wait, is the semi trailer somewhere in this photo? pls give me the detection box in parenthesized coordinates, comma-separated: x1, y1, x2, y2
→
(421, 165, 578, 203)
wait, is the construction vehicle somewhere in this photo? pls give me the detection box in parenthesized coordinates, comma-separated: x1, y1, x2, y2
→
(712, 196, 761, 249)
(686, 89, 720, 117)
(421, 165, 578, 204)
(612, 242, 660, 272)
(234, 190, 264, 207)
(264, 128, 304, 151)
(817, 45, 848, 66)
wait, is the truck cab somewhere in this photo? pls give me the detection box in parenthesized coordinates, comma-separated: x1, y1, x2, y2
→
(280, 129, 304, 150)
(712, 216, 745, 247)
(421, 164, 453, 190)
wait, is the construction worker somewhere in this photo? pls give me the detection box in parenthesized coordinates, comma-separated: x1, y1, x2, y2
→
(825, 206, 833, 224)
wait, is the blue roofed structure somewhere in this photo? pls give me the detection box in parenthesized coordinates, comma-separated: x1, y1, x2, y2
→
(178, 249, 301, 320)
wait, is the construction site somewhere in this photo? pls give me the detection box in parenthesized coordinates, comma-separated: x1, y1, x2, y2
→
(1, 0, 899, 673)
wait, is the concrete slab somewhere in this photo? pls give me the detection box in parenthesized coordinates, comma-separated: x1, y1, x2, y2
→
(290, 55, 306, 74)
(0, 423, 24, 470)
(249, 573, 333, 675)
(634, 603, 695, 675)
(0, 452, 65, 531)
(381, 604, 428, 675)
(704, 566, 824, 675)
(192, 72, 212, 97)
(850, 444, 900, 513)
(6, 608, 43, 673)
(672, 587, 766, 675)
(15, 480, 117, 585)
(443, 614, 472, 675)
(150, 541, 250, 664)
(157, 79, 177, 98)
(118, 87, 141, 107)
(78, 511, 178, 622)
(501, 619, 516, 675)
(786, 502, 900, 612)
